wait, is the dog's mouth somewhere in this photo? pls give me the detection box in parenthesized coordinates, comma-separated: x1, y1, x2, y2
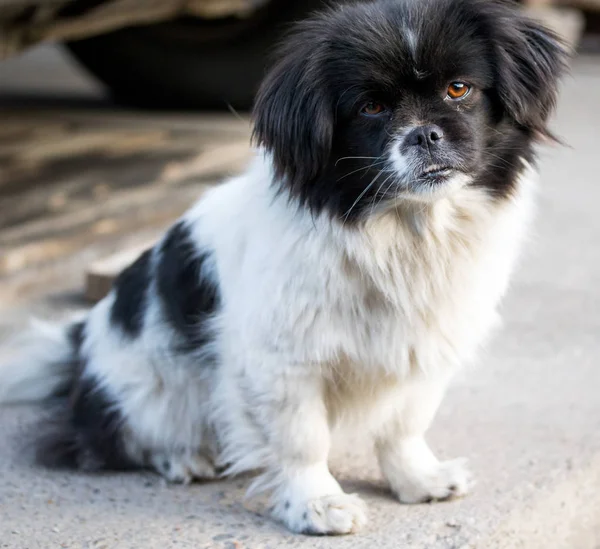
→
(419, 165, 456, 181)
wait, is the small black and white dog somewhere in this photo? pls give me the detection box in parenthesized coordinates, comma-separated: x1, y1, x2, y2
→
(0, 0, 566, 535)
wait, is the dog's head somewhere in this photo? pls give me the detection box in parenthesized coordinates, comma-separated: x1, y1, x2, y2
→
(252, 0, 568, 221)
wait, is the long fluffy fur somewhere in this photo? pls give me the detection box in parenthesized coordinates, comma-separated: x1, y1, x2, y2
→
(0, 0, 567, 535)
(0, 319, 80, 404)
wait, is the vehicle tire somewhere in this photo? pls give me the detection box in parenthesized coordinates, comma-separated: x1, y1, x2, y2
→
(65, 0, 329, 110)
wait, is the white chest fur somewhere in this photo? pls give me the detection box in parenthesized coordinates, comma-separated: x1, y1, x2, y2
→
(198, 157, 535, 383)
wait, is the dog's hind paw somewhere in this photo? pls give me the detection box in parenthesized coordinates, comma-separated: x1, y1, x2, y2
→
(152, 451, 217, 484)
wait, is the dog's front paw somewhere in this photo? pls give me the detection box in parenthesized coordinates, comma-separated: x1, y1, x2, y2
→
(274, 493, 368, 535)
(394, 457, 473, 503)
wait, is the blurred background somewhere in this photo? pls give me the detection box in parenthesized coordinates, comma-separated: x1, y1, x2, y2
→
(0, 0, 597, 310)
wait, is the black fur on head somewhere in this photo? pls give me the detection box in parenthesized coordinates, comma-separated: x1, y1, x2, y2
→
(252, 15, 334, 199)
(252, 0, 568, 221)
(488, 4, 568, 138)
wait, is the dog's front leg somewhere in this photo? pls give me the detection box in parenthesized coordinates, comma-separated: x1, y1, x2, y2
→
(240, 365, 367, 535)
(374, 373, 473, 504)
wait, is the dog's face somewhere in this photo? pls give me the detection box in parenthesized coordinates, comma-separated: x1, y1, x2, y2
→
(330, 24, 495, 206)
(253, 0, 567, 222)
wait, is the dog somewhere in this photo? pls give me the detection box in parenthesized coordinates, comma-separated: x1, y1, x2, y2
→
(0, 0, 567, 535)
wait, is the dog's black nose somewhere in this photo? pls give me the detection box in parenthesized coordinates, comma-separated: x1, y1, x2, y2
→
(405, 125, 444, 149)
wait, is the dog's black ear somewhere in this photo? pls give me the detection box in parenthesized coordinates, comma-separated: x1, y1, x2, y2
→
(252, 21, 333, 191)
(494, 12, 569, 137)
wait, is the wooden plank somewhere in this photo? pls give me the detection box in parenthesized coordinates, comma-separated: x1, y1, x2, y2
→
(0, 109, 251, 275)
(0, 110, 251, 310)
(0, 182, 205, 275)
(0, 108, 250, 136)
(0, 228, 163, 309)
(85, 241, 156, 302)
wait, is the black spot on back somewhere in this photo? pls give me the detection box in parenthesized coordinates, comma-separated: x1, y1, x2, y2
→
(156, 222, 220, 351)
(110, 248, 152, 337)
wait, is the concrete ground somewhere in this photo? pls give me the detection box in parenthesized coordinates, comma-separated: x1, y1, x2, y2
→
(1, 48, 600, 549)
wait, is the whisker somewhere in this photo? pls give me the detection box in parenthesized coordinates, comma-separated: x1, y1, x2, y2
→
(336, 160, 387, 182)
(225, 103, 246, 123)
(335, 156, 381, 166)
(369, 171, 396, 218)
(341, 169, 389, 223)
(482, 153, 517, 168)
(335, 84, 362, 117)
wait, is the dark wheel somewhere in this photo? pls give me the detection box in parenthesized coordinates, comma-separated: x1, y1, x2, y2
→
(66, 0, 328, 110)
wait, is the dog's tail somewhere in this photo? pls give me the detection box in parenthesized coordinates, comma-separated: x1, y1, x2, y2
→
(0, 318, 84, 405)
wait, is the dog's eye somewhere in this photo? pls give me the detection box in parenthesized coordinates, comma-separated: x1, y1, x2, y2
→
(361, 101, 386, 116)
(447, 82, 471, 100)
